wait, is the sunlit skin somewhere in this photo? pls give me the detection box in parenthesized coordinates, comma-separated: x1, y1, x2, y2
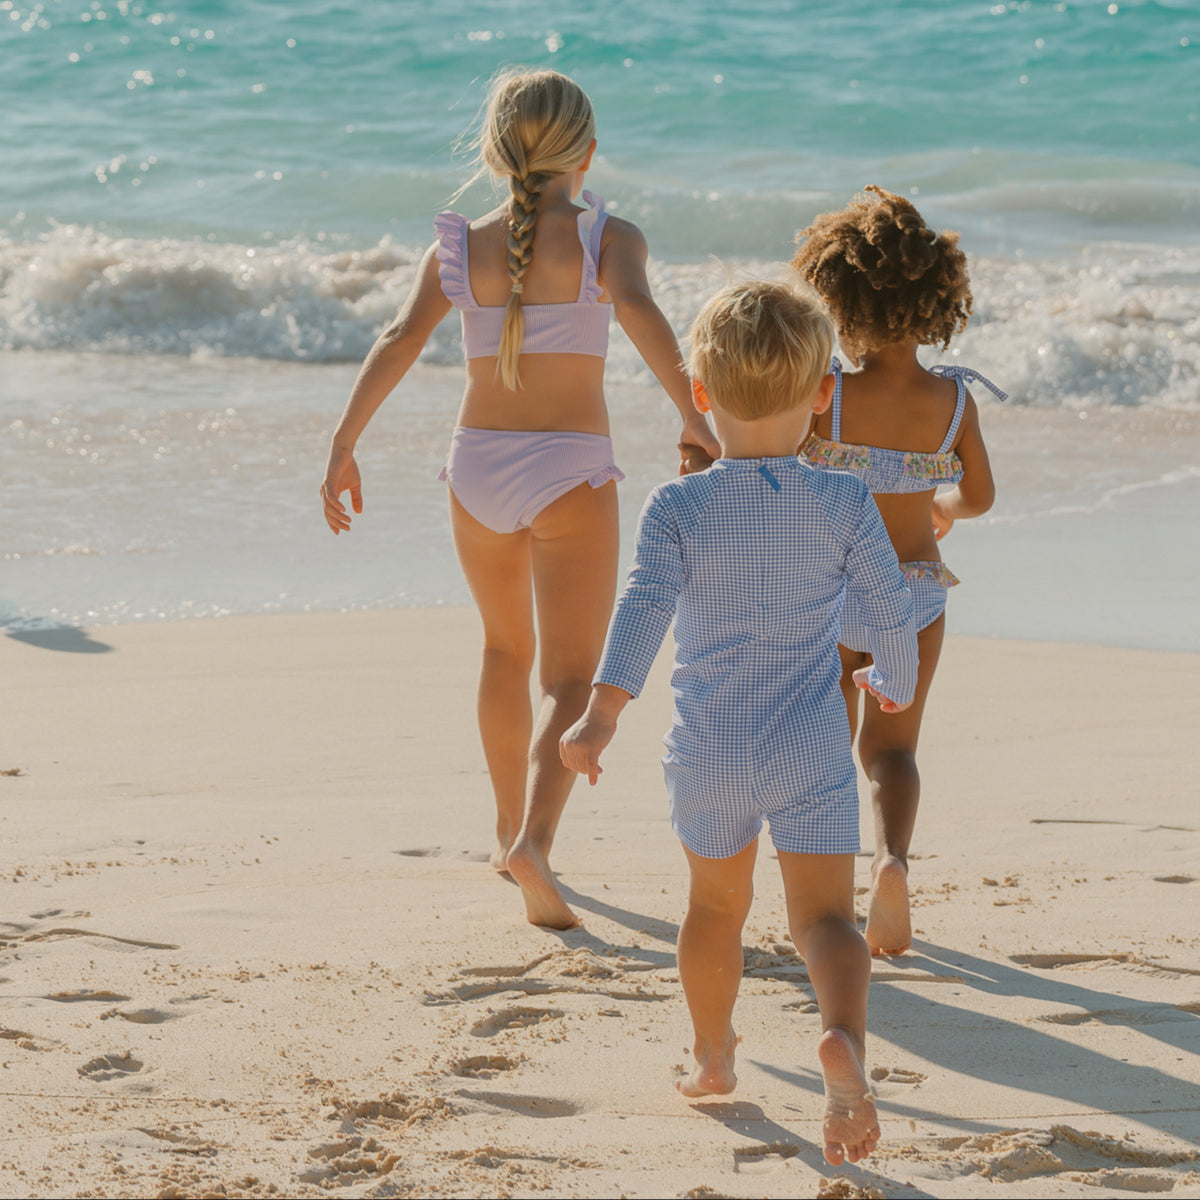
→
(812, 340, 995, 954)
(321, 133, 718, 932)
(561, 358, 904, 1164)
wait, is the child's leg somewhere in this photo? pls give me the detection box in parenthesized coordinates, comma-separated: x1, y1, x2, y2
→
(856, 614, 945, 955)
(505, 479, 619, 930)
(448, 493, 536, 871)
(838, 643, 867, 743)
(676, 840, 757, 1097)
(777, 851, 878, 1166)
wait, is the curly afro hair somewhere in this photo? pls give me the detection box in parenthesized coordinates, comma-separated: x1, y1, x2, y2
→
(791, 185, 972, 360)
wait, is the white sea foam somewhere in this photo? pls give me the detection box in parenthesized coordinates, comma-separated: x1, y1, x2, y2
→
(2, 226, 1197, 410)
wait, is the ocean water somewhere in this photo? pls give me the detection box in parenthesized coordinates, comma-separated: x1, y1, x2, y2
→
(3, 0, 1199, 647)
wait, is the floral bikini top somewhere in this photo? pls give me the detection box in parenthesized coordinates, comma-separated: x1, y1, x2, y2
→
(801, 358, 1007, 494)
(434, 190, 611, 360)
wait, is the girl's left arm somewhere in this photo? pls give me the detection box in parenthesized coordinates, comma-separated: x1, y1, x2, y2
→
(598, 219, 720, 462)
(932, 391, 995, 539)
(322, 243, 451, 533)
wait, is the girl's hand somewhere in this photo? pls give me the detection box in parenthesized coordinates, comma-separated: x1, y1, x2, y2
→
(559, 714, 616, 785)
(852, 667, 912, 714)
(321, 446, 363, 534)
(681, 412, 720, 464)
(931, 497, 955, 541)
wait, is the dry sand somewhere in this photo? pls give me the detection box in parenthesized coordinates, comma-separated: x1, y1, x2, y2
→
(2, 609, 1198, 1199)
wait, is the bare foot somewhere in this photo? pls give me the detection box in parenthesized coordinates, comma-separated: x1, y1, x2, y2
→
(817, 1028, 880, 1165)
(489, 843, 512, 874)
(505, 838, 579, 930)
(676, 1031, 737, 1098)
(864, 855, 911, 956)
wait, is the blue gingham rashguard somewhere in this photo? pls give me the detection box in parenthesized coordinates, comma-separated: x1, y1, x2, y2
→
(595, 455, 918, 860)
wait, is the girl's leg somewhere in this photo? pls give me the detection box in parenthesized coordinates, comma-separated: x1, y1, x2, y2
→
(447, 493, 536, 871)
(838, 643, 868, 744)
(777, 851, 878, 1166)
(857, 613, 945, 955)
(676, 840, 758, 1098)
(505, 479, 620, 929)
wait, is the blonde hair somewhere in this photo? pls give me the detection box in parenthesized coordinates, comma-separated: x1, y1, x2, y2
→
(687, 281, 835, 420)
(791, 185, 972, 360)
(477, 68, 596, 390)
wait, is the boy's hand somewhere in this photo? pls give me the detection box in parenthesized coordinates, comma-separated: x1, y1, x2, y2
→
(559, 714, 616, 785)
(852, 667, 912, 714)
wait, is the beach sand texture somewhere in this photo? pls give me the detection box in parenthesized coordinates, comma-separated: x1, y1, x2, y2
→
(2, 610, 1198, 1199)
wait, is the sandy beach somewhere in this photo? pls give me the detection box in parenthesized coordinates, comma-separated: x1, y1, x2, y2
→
(2, 609, 1198, 1199)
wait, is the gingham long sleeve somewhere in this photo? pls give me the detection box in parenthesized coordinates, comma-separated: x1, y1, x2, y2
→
(594, 494, 683, 698)
(844, 496, 919, 705)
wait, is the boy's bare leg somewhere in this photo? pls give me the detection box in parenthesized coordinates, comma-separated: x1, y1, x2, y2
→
(505, 480, 619, 930)
(448, 493, 535, 872)
(675, 841, 757, 1097)
(778, 851, 879, 1165)
(856, 615, 944, 955)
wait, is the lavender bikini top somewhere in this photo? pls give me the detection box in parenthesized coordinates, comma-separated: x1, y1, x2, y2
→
(801, 357, 1007, 494)
(434, 189, 611, 360)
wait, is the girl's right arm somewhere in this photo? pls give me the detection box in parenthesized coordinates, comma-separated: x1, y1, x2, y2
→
(598, 219, 721, 464)
(931, 390, 996, 540)
(321, 242, 451, 533)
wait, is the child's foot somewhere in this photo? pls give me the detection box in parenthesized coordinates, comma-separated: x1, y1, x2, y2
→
(676, 1031, 738, 1098)
(817, 1028, 880, 1165)
(489, 842, 513, 874)
(505, 837, 580, 930)
(864, 855, 911, 955)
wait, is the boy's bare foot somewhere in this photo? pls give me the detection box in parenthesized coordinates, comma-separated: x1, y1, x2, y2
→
(864, 855, 911, 955)
(676, 1031, 738, 1098)
(505, 838, 580, 930)
(817, 1028, 880, 1165)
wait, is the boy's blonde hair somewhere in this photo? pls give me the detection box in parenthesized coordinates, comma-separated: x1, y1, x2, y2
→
(477, 68, 596, 390)
(687, 281, 835, 419)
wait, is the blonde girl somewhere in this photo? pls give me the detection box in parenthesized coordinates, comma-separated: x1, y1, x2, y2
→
(793, 185, 1004, 955)
(321, 68, 718, 930)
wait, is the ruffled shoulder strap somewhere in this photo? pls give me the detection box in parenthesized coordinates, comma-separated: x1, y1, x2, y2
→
(829, 355, 845, 443)
(433, 210, 475, 308)
(929, 364, 1007, 454)
(576, 190, 609, 303)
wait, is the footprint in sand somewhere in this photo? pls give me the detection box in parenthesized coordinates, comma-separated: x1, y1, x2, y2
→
(452, 1054, 521, 1079)
(454, 1089, 582, 1118)
(869, 1066, 926, 1084)
(732, 1142, 800, 1174)
(49, 989, 132, 1004)
(299, 1136, 400, 1187)
(470, 1006, 565, 1038)
(78, 1051, 144, 1081)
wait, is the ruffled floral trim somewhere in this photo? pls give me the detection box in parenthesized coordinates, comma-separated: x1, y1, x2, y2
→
(901, 448, 963, 483)
(576, 190, 606, 305)
(900, 560, 960, 588)
(800, 433, 870, 472)
(433, 211, 473, 308)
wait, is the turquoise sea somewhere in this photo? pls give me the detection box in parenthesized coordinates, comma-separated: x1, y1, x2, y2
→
(3, 1, 1199, 646)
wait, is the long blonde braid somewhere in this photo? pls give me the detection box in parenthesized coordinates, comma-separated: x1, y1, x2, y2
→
(479, 69, 596, 390)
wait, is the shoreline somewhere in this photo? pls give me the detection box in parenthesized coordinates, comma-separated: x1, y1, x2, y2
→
(2, 608, 1198, 1198)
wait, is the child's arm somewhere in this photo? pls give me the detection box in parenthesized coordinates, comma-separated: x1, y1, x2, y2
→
(560, 487, 685, 779)
(321, 243, 451, 533)
(560, 683, 631, 785)
(931, 391, 995, 540)
(843, 486, 920, 709)
(597, 219, 720, 463)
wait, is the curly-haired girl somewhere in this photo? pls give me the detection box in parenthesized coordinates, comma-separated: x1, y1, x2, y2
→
(321, 69, 719, 931)
(792, 185, 1005, 955)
